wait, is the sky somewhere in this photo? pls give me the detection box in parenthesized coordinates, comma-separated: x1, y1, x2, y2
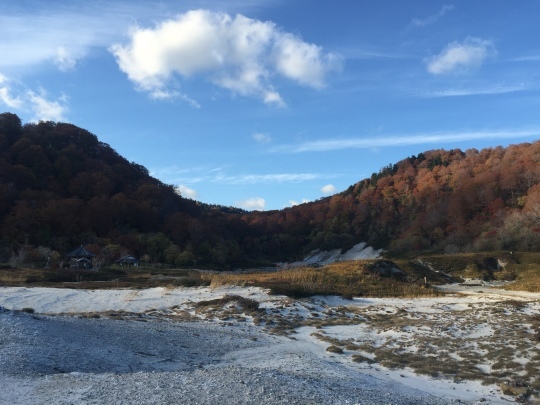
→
(1, 0, 540, 211)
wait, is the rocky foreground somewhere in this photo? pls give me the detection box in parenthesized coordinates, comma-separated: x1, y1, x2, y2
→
(2, 284, 537, 404)
(1, 306, 467, 405)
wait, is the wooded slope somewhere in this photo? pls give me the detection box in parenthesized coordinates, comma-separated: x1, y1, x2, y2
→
(0, 113, 241, 266)
(242, 141, 540, 255)
(1, 112, 538, 267)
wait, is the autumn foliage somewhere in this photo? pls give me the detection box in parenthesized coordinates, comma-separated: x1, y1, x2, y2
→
(0, 112, 539, 268)
(247, 143, 540, 255)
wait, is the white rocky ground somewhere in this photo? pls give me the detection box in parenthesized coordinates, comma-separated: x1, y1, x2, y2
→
(285, 242, 383, 268)
(0, 283, 538, 404)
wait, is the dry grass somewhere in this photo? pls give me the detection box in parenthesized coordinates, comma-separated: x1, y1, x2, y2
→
(415, 252, 540, 292)
(0, 267, 45, 285)
(330, 300, 540, 398)
(195, 295, 260, 312)
(504, 263, 540, 293)
(0, 266, 210, 289)
(3, 251, 538, 295)
(204, 261, 442, 299)
(290, 296, 540, 402)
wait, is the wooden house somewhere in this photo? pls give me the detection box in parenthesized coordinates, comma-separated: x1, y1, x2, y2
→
(67, 245, 96, 270)
(115, 255, 139, 267)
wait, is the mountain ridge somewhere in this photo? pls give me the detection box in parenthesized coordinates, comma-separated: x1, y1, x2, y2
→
(1, 112, 539, 268)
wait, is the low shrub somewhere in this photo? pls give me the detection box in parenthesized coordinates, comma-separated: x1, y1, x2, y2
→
(352, 354, 376, 364)
(172, 276, 211, 288)
(326, 345, 343, 354)
(196, 295, 259, 312)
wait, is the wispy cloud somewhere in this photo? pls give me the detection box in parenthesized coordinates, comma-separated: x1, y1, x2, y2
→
(338, 47, 408, 60)
(151, 165, 326, 185)
(512, 55, 540, 62)
(425, 37, 495, 75)
(410, 4, 454, 28)
(236, 197, 265, 211)
(0, 74, 23, 108)
(54, 46, 78, 71)
(27, 90, 68, 122)
(213, 173, 321, 185)
(0, 9, 128, 71)
(0, 74, 68, 122)
(252, 132, 272, 143)
(276, 129, 540, 153)
(111, 9, 342, 107)
(422, 84, 526, 97)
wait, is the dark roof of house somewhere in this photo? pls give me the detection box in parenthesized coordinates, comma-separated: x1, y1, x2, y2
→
(67, 245, 96, 258)
(115, 255, 139, 263)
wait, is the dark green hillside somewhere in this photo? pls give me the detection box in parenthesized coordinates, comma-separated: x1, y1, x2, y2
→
(0, 113, 242, 267)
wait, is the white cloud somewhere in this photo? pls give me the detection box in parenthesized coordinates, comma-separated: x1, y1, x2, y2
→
(110, 9, 342, 106)
(410, 5, 454, 27)
(0, 74, 23, 109)
(321, 184, 337, 195)
(263, 91, 285, 107)
(425, 37, 495, 75)
(55, 47, 78, 71)
(273, 33, 342, 88)
(289, 198, 310, 207)
(278, 129, 540, 153)
(237, 197, 265, 211)
(174, 184, 198, 199)
(253, 132, 271, 143)
(0, 74, 67, 122)
(27, 90, 68, 122)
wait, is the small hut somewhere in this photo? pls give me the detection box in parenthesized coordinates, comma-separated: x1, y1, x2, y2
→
(67, 245, 96, 270)
(115, 255, 139, 267)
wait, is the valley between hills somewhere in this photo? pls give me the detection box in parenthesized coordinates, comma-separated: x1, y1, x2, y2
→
(1, 113, 539, 403)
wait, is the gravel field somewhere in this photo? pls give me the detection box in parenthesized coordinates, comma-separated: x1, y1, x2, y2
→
(0, 307, 467, 405)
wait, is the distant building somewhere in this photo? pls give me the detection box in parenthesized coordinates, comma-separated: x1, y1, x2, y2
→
(115, 255, 139, 267)
(66, 245, 96, 270)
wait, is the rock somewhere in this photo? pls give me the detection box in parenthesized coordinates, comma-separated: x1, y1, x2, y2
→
(368, 260, 407, 281)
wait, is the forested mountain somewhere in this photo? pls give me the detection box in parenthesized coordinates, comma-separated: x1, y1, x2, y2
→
(1, 112, 539, 268)
(244, 143, 540, 256)
(0, 113, 241, 267)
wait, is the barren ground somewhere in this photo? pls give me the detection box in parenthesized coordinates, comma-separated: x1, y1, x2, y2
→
(1, 282, 538, 404)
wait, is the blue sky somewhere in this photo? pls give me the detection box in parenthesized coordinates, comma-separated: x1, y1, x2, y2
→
(1, 1, 539, 210)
